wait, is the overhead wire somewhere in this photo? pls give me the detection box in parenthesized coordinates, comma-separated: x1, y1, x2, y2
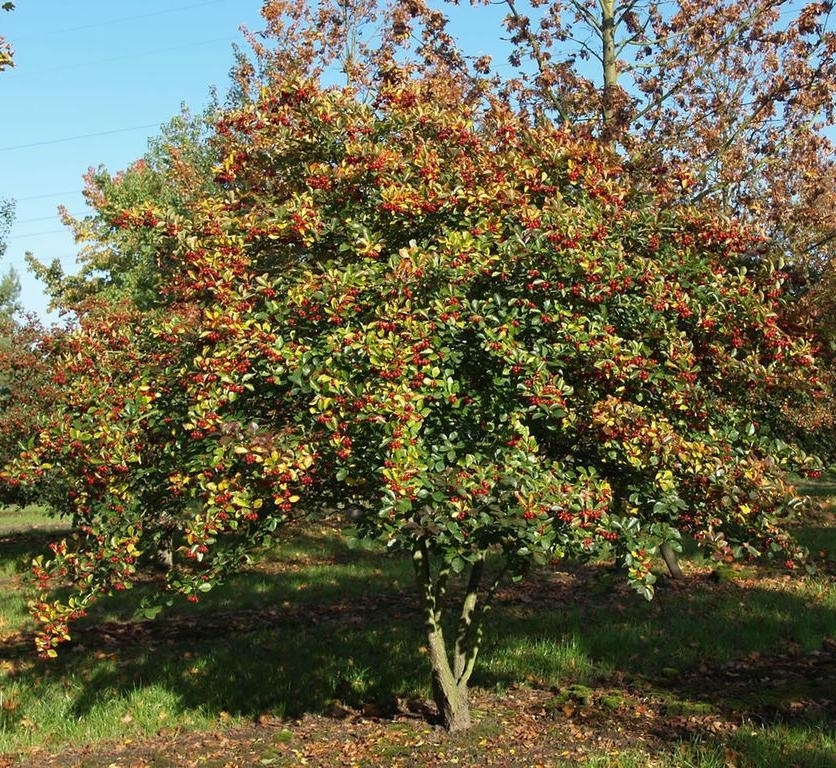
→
(10, 0, 232, 40)
(7, 228, 69, 241)
(14, 213, 83, 225)
(0, 124, 164, 153)
(15, 190, 82, 202)
(15, 36, 234, 78)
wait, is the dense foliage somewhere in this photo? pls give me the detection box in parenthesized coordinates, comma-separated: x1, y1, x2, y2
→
(0, 199, 54, 504)
(7, 66, 825, 728)
(0, 317, 61, 505)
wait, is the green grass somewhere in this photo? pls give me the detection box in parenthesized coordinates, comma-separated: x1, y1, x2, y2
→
(0, 503, 61, 533)
(1, 504, 834, 766)
(794, 470, 836, 499)
(0, 514, 427, 755)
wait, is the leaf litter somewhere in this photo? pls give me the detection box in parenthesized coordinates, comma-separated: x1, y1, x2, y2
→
(2, 557, 834, 768)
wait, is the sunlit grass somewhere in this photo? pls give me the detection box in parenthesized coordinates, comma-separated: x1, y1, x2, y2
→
(480, 634, 602, 689)
(1, 506, 834, 765)
(0, 504, 60, 533)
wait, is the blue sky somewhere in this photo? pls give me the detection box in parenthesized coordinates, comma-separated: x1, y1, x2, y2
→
(2, 3, 834, 320)
(0, 1, 276, 319)
(0, 1, 509, 321)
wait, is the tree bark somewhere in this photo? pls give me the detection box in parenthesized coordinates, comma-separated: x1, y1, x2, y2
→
(427, 622, 472, 731)
(600, 0, 618, 142)
(412, 541, 486, 731)
(660, 541, 683, 579)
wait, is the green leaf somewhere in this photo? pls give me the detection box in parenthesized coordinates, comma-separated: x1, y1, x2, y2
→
(142, 604, 164, 620)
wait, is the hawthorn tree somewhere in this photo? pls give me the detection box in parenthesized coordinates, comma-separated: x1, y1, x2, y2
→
(10, 57, 825, 730)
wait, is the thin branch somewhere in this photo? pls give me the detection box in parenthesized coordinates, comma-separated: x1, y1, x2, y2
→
(503, 0, 573, 124)
(802, 230, 836, 260)
(634, 1, 785, 125)
(573, 34, 605, 65)
(567, 0, 600, 34)
(453, 552, 486, 685)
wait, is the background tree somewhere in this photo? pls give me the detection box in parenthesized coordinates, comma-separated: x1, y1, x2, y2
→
(1, 1, 21, 351)
(0, 267, 20, 318)
(0, 1, 14, 71)
(0, 197, 19, 318)
(491, 1, 836, 239)
(27, 106, 220, 312)
(0, 199, 64, 506)
(11, 41, 823, 732)
(0, 316, 62, 505)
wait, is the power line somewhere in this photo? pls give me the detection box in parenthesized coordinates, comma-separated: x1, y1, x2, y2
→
(14, 213, 84, 225)
(18, 36, 233, 78)
(0, 123, 162, 153)
(14, 190, 81, 202)
(12, 0, 231, 40)
(7, 228, 68, 241)
(14, 215, 64, 225)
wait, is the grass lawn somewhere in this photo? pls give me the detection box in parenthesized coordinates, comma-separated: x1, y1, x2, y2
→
(0, 504, 834, 767)
(0, 504, 63, 533)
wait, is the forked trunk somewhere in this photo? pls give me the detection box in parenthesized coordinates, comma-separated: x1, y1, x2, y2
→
(412, 541, 488, 732)
(427, 625, 472, 731)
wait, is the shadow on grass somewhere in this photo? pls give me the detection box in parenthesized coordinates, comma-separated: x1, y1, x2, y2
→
(0, 525, 72, 574)
(726, 726, 836, 768)
(1, 526, 429, 721)
(1, 523, 834, 759)
(796, 479, 836, 498)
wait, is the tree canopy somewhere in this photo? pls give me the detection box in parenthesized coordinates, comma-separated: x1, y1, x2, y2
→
(4, 0, 833, 733)
(10, 60, 825, 729)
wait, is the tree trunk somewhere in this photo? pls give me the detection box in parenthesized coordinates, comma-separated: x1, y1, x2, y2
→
(412, 542, 487, 732)
(153, 530, 174, 572)
(660, 541, 683, 579)
(427, 624, 472, 731)
(600, 0, 618, 142)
